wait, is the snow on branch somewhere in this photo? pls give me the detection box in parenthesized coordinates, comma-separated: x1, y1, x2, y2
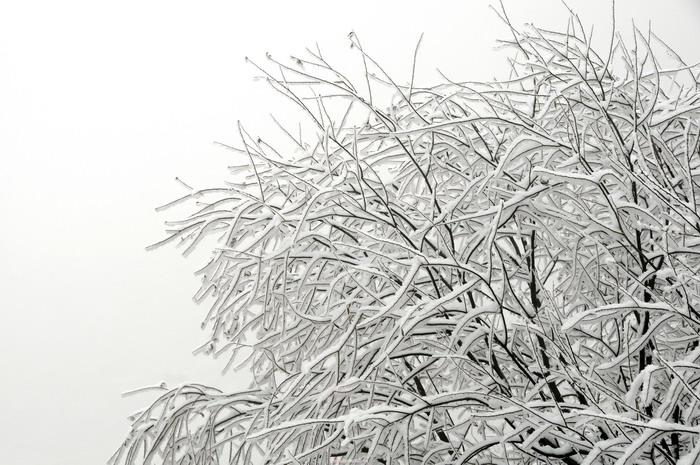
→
(113, 8, 700, 465)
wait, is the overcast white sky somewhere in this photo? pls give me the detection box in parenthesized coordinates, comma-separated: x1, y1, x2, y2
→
(1, 1, 699, 464)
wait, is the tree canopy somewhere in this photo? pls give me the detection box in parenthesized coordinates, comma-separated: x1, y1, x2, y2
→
(112, 9, 700, 465)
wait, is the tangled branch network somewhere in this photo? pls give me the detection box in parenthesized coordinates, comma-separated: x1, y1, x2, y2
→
(112, 10, 700, 465)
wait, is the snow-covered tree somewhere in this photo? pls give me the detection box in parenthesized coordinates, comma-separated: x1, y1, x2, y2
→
(112, 9, 700, 465)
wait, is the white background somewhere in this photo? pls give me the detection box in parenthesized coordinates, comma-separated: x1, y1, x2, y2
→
(1, 1, 698, 463)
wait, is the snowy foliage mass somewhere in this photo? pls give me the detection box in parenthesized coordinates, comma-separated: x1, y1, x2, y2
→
(112, 11, 700, 465)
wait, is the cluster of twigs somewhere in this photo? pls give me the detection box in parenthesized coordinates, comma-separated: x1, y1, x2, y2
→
(112, 7, 700, 465)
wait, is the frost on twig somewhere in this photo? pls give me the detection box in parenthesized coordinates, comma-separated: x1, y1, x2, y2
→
(113, 10, 700, 465)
